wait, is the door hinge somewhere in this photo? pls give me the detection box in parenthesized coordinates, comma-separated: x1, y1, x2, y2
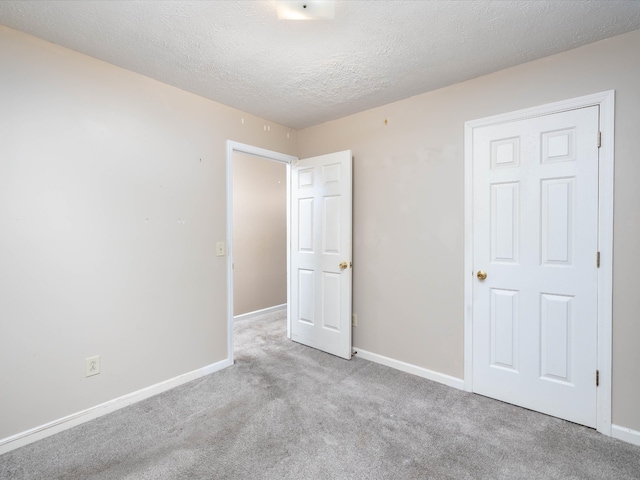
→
(597, 131, 602, 148)
(596, 251, 601, 268)
(596, 370, 600, 387)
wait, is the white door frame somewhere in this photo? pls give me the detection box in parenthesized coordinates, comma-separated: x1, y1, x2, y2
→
(463, 91, 615, 435)
(225, 141, 297, 365)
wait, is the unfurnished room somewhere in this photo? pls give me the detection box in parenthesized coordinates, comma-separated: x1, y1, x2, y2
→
(1, 1, 640, 478)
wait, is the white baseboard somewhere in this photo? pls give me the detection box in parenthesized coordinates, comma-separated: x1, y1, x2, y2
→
(0, 357, 233, 455)
(354, 348, 465, 390)
(234, 303, 286, 321)
(611, 424, 640, 447)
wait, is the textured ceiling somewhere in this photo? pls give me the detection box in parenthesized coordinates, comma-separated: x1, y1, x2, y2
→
(1, 1, 640, 129)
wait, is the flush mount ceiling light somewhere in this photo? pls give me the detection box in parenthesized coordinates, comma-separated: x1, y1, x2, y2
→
(276, 0, 336, 20)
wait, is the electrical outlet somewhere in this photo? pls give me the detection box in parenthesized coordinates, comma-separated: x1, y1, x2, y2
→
(216, 242, 225, 256)
(352, 314, 357, 327)
(86, 355, 100, 377)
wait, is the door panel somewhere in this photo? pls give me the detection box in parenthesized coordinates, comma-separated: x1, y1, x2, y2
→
(541, 178, 574, 265)
(291, 151, 352, 359)
(491, 182, 519, 263)
(472, 106, 599, 427)
(298, 269, 315, 325)
(540, 293, 573, 382)
(298, 198, 314, 251)
(490, 288, 518, 371)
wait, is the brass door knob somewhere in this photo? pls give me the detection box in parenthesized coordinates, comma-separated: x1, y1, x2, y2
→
(477, 270, 487, 280)
(339, 262, 348, 270)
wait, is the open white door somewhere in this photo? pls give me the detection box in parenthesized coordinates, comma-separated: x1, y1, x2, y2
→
(290, 150, 352, 359)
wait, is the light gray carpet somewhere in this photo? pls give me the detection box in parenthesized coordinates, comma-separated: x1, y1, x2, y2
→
(1, 309, 639, 479)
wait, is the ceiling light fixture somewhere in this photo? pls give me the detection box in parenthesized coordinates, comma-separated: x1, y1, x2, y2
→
(276, 0, 336, 20)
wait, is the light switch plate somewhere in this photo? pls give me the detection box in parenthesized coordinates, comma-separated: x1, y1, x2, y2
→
(216, 242, 225, 256)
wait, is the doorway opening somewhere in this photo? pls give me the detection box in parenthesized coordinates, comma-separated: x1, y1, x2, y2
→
(226, 142, 297, 363)
(232, 152, 286, 317)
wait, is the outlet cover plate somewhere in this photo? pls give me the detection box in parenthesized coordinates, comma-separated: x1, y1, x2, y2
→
(86, 355, 100, 377)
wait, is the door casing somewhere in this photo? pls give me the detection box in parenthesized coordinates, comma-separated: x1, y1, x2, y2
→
(463, 91, 615, 435)
(226, 141, 297, 365)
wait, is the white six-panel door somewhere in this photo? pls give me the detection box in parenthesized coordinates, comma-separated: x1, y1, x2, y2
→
(290, 151, 352, 359)
(472, 106, 599, 427)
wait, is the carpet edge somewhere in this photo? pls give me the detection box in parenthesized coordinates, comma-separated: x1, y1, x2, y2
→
(354, 348, 465, 390)
(0, 357, 233, 455)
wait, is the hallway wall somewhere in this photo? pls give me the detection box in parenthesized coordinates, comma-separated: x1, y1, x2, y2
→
(232, 152, 287, 316)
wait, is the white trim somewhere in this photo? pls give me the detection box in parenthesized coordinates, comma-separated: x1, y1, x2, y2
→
(226, 141, 297, 365)
(611, 425, 640, 447)
(0, 358, 232, 455)
(355, 348, 465, 390)
(464, 91, 616, 128)
(286, 161, 291, 340)
(463, 90, 615, 435)
(463, 121, 474, 393)
(234, 303, 287, 321)
(595, 91, 615, 436)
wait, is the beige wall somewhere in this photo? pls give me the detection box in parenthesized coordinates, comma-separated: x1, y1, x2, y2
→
(0, 26, 297, 439)
(232, 152, 286, 316)
(298, 29, 640, 431)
